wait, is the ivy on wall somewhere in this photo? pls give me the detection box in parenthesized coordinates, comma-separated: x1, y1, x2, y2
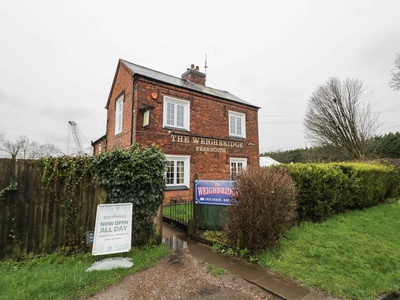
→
(41, 155, 94, 249)
(93, 144, 166, 245)
(40, 143, 166, 249)
(0, 180, 18, 201)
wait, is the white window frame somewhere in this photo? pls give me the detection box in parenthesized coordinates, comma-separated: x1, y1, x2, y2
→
(229, 111, 246, 138)
(163, 96, 190, 131)
(165, 155, 190, 188)
(115, 94, 124, 135)
(230, 158, 247, 180)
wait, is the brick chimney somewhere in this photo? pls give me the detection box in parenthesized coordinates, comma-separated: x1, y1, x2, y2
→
(181, 64, 206, 86)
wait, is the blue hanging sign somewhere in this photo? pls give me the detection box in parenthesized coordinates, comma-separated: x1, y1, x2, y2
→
(195, 180, 238, 206)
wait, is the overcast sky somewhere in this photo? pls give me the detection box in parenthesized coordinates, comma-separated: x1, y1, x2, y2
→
(1, 0, 399, 155)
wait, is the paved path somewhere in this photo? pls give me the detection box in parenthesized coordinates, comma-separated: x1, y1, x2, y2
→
(162, 224, 339, 300)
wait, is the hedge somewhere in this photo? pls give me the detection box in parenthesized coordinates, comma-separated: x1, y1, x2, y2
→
(281, 163, 399, 222)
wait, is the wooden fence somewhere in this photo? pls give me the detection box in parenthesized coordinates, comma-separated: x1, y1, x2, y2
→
(0, 158, 106, 259)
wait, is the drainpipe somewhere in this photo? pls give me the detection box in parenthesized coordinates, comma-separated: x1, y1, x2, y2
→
(130, 76, 136, 145)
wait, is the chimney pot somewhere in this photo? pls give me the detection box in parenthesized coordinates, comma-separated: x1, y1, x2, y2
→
(181, 63, 206, 86)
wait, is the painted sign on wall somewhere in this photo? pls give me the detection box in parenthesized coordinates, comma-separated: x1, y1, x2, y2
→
(171, 134, 244, 153)
(195, 180, 238, 206)
(92, 203, 133, 256)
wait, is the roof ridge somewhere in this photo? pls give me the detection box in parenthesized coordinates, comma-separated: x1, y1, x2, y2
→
(119, 58, 259, 109)
(120, 59, 182, 81)
(121, 59, 232, 93)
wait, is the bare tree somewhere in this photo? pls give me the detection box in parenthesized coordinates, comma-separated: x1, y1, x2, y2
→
(389, 52, 400, 91)
(1, 137, 23, 159)
(304, 77, 381, 160)
(18, 136, 32, 159)
(0, 135, 60, 159)
(31, 142, 61, 158)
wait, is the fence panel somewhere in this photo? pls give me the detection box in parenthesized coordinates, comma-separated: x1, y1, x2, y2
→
(194, 204, 227, 231)
(0, 159, 105, 259)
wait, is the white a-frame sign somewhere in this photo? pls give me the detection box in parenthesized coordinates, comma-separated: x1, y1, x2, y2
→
(92, 203, 133, 256)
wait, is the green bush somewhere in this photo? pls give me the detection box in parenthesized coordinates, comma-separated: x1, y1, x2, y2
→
(283, 162, 399, 222)
(93, 144, 166, 245)
(284, 164, 347, 221)
(225, 167, 297, 252)
(338, 163, 399, 208)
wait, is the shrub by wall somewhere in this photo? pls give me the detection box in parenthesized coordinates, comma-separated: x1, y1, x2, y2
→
(93, 144, 166, 245)
(225, 167, 297, 252)
(284, 163, 399, 222)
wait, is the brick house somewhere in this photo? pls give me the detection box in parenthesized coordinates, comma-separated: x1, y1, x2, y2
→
(93, 59, 260, 203)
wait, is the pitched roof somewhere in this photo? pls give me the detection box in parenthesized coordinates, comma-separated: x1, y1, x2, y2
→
(259, 156, 280, 167)
(121, 59, 259, 108)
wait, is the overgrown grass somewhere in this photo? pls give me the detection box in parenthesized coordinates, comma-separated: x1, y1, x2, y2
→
(259, 200, 400, 300)
(203, 230, 227, 244)
(0, 245, 170, 300)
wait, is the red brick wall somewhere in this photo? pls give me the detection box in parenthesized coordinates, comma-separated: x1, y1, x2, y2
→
(133, 78, 259, 203)
(92, 137, 106, 155)
(105, 63, 134, 150)
(104, 63, 259, 204)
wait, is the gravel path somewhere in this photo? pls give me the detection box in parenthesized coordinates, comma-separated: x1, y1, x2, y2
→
(88, 249, 280, 300)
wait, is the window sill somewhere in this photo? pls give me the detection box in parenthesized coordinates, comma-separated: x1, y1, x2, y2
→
(228, 135, 246, 140)
(163, 126, 190, 133)
(165, 186, 190, 191)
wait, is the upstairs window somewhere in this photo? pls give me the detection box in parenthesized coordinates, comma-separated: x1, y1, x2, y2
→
(163, 96, 190, 131)
(229, 111, 246, 138)
(115, 94, 124, 135)
(165, 155, 190, 188)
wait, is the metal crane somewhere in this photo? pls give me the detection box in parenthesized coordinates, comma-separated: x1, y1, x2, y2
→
(68, 121, 85, 155)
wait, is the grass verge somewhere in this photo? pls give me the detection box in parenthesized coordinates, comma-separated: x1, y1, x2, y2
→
(0, 245, 170, 300)
(259, 200, 400, 299)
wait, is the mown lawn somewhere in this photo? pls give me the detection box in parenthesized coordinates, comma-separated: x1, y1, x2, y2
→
(0, 245, 170, 300)
(259, 200, 400, 300)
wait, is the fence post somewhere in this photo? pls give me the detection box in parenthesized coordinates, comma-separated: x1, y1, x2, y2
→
(187, 174, 198, 236)
(154, 205, 163, 244)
